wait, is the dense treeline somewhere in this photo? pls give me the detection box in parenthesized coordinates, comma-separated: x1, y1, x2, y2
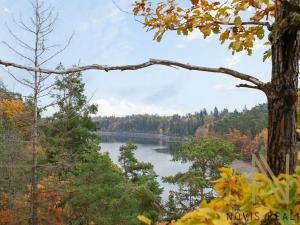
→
(97, 108, 225, 136)
(212, 104, 268, 137)
(96, 104, 268, 137)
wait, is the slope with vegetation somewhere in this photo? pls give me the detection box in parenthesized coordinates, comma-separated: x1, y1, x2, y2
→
(0, 75, 253, 224)
(0, 71, 163, 225)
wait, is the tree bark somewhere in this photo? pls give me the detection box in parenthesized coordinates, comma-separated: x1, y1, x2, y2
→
(31, 4, 40, 223)
(267, 3, 300, 176)
(31, 91, 38, 225)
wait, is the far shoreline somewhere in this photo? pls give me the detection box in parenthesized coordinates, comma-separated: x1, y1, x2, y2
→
(99, 130, 179, 141)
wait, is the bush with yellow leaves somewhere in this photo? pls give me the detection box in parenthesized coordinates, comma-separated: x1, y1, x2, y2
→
(138, 153, 300, 225)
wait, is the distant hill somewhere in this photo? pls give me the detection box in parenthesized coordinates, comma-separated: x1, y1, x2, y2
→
(95, 104, 268, 137)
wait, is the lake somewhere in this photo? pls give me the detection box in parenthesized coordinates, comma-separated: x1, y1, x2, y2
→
(100, 134, 189, 201)
(100, 133, 253, 202)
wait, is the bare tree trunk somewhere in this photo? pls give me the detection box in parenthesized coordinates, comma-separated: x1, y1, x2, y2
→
(1, 1, 71, 222)
(31, 4, 40, 222)
(31, 75, 39, 225)
(31, 91, 38, 225)
(267, 3, 300, 176)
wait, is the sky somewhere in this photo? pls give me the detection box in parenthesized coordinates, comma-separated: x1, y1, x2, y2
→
(0, 0, 271, 117)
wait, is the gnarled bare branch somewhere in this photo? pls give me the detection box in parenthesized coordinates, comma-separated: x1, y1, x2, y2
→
(0, 58, 266, 91)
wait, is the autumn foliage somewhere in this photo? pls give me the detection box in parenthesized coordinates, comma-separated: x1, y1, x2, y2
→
(0, 193, 18, 225)
(133, 0, 273, 58)
(0, 193, 28, 225)
(139, 154, 300, 225)
(36, 177, 67, 225)
(225, 129, 268, 160)
(0, 99, 26, 120)
(0, 177, 67, 225)
(0, 99, 30, 131)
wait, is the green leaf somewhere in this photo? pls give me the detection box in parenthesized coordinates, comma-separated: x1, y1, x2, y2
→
(212, 26, 220, 34)
(257, 28, 265, 40)
(263, 49, 272, 62)
(277, 209, 293, 225)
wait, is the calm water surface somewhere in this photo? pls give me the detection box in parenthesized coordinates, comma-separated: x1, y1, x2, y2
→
(100, 134, 252, 201)
(100, 135, 191, 201)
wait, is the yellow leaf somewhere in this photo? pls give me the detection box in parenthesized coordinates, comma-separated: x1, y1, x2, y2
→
(254, 205, 270, 218)
(219, 167, 234, 175)
(212, 214, 231, 225)
(200, 26, 212, 38)
(219, 30, 230, 44)
(234, 16, 242, 26)
(137, 215, 152, 225)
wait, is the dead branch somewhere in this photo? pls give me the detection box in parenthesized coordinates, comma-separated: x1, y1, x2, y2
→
(2, 42, 34, 63)
(0, 58, 266, 91)
(0, 66, 34, 89)
(236, 83, 261, 90)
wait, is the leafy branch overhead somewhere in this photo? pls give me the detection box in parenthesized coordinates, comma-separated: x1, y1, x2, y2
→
(133, 0, 274, 56)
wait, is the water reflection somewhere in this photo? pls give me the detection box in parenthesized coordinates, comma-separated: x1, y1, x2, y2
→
(100, 132, 177, 154)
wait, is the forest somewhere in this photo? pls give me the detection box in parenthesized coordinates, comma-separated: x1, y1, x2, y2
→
(0, 73, 241, 224)
(0, 0, 300, 224)
(98, 104, 268, 160)
(97, 104, 268, 137)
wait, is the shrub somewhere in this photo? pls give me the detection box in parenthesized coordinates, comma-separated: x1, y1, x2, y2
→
(139, 153, 300, 225)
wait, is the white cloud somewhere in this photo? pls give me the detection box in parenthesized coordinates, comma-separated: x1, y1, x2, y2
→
(225, 55, 240, 68)
(3, 8, 9, 13)
(92, 98, 183, 117)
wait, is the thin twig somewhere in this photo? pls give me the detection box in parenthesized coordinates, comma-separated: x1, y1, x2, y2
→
(0, 66, 34, 89)
(39, 33, 74, 65)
